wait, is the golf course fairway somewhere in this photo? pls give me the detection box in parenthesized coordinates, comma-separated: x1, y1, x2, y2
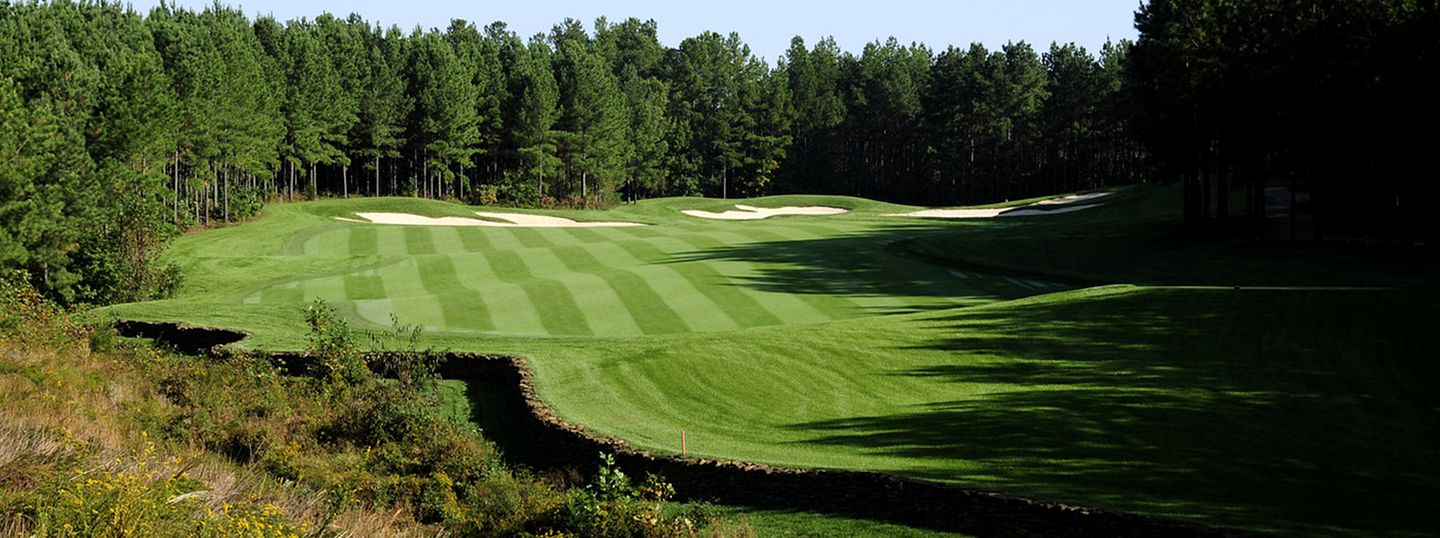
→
(106, 187, 1440, 536)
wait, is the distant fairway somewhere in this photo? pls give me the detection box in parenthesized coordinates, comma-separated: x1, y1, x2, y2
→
(200, 196, 1067, 337)
(108, 188, 1440, 536)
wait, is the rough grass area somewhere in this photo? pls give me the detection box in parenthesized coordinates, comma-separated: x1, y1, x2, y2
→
(105, 187, 1440, 535)
(2, 280, 748, 537)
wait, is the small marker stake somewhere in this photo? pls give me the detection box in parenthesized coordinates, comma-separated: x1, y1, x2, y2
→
(681, 430, 687, 456)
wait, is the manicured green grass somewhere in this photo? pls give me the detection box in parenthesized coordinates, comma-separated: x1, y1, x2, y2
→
(139, 195, 1059, 338)
(105, 188, 1439, 536)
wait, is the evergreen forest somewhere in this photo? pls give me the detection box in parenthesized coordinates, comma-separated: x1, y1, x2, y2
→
(1, 0, 1434, 303)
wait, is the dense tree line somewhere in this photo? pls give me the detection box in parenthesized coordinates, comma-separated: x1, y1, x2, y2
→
(1128, 0, 1439, 242)
(1, 1, 1140, 302)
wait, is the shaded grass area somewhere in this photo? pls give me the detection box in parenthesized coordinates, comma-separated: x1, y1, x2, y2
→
(902, 186, 1436, 288)
(419, 287, 1440, 536)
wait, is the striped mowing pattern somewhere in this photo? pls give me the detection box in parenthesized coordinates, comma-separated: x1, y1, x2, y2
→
(242, 218, 1065, 336)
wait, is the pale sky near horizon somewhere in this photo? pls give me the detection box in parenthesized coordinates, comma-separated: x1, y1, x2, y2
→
(125, 0, 1142, 63)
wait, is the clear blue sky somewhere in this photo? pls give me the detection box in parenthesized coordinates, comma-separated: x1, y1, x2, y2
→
(127, 0, 1142, 62)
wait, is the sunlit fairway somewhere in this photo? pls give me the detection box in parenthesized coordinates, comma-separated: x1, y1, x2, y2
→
(107, 187, 1440, 536)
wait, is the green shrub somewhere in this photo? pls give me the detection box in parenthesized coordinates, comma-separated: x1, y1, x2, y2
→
(304, 299, 368, 387)
(466, 183, 500, 206)
(560, 453, 698, 537)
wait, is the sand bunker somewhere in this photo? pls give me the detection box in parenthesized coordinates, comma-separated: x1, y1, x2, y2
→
(682, 204, 848, 220)
(891, 191, 1114, 219)
(341, 212, 644, 228)
(1030, 191, 1114, 206)
(998, 204, 1104, 217)
(902, 208, 1009, 219)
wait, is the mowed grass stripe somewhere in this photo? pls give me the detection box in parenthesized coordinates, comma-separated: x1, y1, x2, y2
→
(299, 274, 347, 302)
(610, 225, 666, 239)
(347, 226, 379, 256)
(483, 249, 594, 335)
(668, 261, 785, 328)
(403, 227, 438, 255)
(343, 270, 387, 300)
(509, 227, 558, 249)
(596, 236, 776, 328)
(550, 244, 691, 334)
(666, 227, 871, 320)
(557, 240, 761, 333)
(374, 258, 431, 298)
(611, 232, 832, 328)
(522, 249, 643, 336)
(623, 265, 739, 332)
(454, 228, 494, 253)
(258, 281, 304, 303)
(427, 227, 469, 255)
(556, 227, 609, 245)
(374, 226, 413, 255)
(414, 255, 495, 332)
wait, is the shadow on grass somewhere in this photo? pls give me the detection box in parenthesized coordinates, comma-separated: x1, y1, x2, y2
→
(663, 221, 1071, 314)
(785, 289, 1440, 535)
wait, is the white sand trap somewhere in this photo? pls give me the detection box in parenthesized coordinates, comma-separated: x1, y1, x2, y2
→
(682, 204, 848, 220)
(999, 204, 1103, 217)
(899, 208, 1009, 219)
(342, 212, 644, 228)
(471, 211, 644, 227)
(1030, 191, 1115, 206)
(891, 191, 1114, 219)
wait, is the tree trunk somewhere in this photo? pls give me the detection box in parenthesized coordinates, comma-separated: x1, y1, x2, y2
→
(172, 150, 179, 225)
(1198, 156, 1211, 228)
(342, 164, 348, 198)
(1217, 160, 1229, 226)
(375, 155, 380, 196)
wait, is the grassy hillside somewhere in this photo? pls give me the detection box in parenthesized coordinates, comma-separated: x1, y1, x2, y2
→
(118, 194, 1063, 338)
(105, 188, 1440, 535)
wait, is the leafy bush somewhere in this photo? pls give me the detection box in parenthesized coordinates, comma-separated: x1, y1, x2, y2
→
(225, 184, 265, 220)
(0, 271, 88, 348)
(466, 183, 501, 206)
(562, 453, 701, 538)
(304, 299, 368, 387)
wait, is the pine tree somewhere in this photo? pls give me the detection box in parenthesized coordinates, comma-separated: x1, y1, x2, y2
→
(409, 30, 479, 199)
(355, 24, 410, 196)
(620, 66, 669, 198)
(283, 19, 356, 199)
(555, 39, 628, 205)
(511, 39, 561, 200)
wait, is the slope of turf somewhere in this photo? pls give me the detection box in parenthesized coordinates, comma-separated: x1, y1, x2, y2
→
(137, 195, 1061, 337)
(105, 188, 1440, 535)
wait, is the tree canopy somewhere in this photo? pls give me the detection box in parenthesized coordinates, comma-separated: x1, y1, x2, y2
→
(4, 1, 1429, 302)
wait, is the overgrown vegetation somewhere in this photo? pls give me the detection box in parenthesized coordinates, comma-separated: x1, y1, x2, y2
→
(1, 275, 741, 536)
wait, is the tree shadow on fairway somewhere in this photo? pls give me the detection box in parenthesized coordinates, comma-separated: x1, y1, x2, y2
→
(784, 288, 1440, 535)
(664, 221, 1073, 314)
